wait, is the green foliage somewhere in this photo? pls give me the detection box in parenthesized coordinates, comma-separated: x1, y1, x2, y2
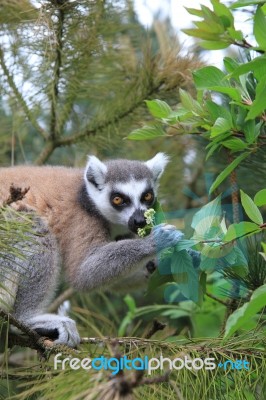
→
(127, 0, 266, 350)
(240, 189, 263, 225)
(224, 284, 266, 338)
(254, 188, 266, 206)
(0, 0, 201, 166)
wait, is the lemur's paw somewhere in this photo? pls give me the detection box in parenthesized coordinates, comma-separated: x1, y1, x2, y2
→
(187, 248, 201, 268)
(26, 314, 80, 348)
(152, 223, 184, 251)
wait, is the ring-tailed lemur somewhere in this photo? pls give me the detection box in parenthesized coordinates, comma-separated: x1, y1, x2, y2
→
(0, 153, 183, 347)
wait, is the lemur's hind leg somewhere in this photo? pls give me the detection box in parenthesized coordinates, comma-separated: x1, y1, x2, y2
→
(6, 214, 80, 347)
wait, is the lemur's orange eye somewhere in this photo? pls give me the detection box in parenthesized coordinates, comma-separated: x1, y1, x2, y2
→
(144, 192, 153, 202)
(112, 196, 123, 206)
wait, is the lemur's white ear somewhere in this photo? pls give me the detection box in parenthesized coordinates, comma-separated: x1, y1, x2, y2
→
(145, 152, 169, 181)
(84, 155, 107, 188)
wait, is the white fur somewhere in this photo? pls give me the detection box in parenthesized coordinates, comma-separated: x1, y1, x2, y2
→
(145, 152, 169, 182)
(84, 155, 107, 189)
(86, 179, 151, 227)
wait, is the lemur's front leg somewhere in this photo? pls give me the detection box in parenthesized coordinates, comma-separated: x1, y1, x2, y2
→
(72, 223, 183, 291)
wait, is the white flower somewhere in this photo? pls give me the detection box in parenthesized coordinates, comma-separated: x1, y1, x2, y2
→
(137, 228, 146, 238)
(144, 209, 155, 225)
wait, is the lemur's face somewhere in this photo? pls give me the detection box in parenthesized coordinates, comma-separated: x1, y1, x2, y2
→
(84, 153, 169, 233)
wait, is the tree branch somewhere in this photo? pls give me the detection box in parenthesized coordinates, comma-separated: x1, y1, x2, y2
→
(233, 39, 265, 54)
(34, 47, 199, 164)
(49, 78, 166, 148)
(34, 141, 56, 165)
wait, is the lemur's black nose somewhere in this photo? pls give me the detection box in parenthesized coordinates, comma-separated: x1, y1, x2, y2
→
(128, 209, 146, 233)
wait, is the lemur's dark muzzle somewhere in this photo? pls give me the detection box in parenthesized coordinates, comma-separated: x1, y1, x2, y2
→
(128, 209, 146, 233)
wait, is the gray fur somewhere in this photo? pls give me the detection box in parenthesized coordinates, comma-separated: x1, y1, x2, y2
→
(0, 214, 80, 347)
(72, 224, 183, 291)
(105, 160, 153, 183)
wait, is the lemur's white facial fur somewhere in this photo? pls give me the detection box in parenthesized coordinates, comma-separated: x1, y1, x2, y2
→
(84, 153, 169, 232)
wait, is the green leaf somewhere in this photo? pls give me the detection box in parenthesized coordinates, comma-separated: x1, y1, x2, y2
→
(191, 196, 222, 240)
(227, 27, 243, 41)
(171, 250, 199, 303)
(118, 314, 133, 337)
(254, 6, 266, 49)
(254, 189, 266, 206)
(199, 255, 217, 271)
(224, 284, 266, 338)
(145, 99, 172, 119)
(154, 200, 165, 224)
(201, 241, 234, 260)
(179, 89, 203, 115)
(124, 294, 136, 313)
(161, 309, 190, 319)
(205, 101, 232, 123)
(193, 67, 242, 101)
(185, 7, 204, 18)
(230, 56, 266, 81)
(191, 196, 222, 230)
(182, 28, 220, 40)
(246, 79, 266, 120)
(223, 221, 261, 242)
(193, 66, 229, 88)
(201, 4, 220, 22)
(211, 0, 234, 26)
(230, 0, 266, 9)
(209, 152, 249, 194)
(243, 120, 256, 143)
(223, 57, 240, 73)
(206, 143, 220, 160)
(210, 117, 232, 137)
(211, 87, 242, 102)
(127, 124, 165, 140)
(222, 138, 247, 151)
(162, 108, 191, 123)
(194, 20, 224, 34)
(175, 239, 197, 251)
(240, 190, 263, 225)
(199, 41, 230, 50)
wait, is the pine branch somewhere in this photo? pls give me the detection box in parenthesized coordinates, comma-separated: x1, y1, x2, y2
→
(56, 1, 105, 135)
(41, 78, 164, 149)
(0, 46, 48, 140)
